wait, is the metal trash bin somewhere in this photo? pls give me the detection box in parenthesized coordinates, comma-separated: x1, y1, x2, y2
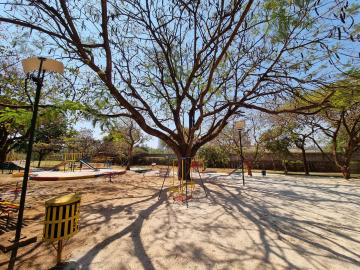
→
(44, 193, 81, 242)
(43, 193, 80, 266)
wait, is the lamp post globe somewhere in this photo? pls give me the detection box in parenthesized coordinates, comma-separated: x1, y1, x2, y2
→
(22, 57, 64, 74)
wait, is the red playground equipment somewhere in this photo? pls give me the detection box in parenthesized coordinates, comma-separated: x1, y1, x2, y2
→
(158, 157, 208, 207)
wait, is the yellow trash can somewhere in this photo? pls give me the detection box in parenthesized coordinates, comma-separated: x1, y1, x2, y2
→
(43, 193, 81, 242)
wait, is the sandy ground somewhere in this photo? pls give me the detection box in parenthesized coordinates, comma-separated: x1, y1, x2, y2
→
(0, 170, 360, 270)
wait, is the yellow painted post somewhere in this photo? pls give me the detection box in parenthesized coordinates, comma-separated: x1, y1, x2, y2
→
(57, 240, 63, 264)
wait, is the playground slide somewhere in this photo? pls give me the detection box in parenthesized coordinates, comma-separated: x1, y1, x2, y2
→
(80, 160, 99, 171)
(50, 161, 68, 171)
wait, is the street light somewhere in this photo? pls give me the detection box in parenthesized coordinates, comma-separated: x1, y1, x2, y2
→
(8, 57, 64, 270)
(22, 57, 64, 74)
(235, 120, 245, 186)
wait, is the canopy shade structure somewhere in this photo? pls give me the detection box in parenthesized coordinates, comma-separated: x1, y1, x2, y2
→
(22, 57, 64, 74)
(235, 120, 245, 131)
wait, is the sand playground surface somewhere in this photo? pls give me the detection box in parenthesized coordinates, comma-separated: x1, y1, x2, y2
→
(0, 170, 359, 270)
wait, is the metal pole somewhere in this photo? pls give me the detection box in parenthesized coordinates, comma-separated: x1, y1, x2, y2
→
(187, 110, 194, 208)
(185, 157, 188, 208)
(8, 59, 45, 270)
(57, 240, 63, 265)
(158, 156, 170, 200)
(238, 129, 245, 186)
(158, 172, 167, 200)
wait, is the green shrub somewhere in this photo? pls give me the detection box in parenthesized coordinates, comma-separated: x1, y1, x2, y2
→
(198, 145, 230, 168)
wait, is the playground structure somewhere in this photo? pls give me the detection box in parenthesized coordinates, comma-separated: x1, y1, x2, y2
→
(44, 152, 99, 172)
(29, 169, 125, 181)
(0, 152, 125, 181)
(2, 151, 115, 174)
(158, 157, 208, 206)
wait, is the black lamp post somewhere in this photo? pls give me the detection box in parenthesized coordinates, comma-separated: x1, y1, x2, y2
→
(8, 57, 64, 270)
(235, 120, 245, 186)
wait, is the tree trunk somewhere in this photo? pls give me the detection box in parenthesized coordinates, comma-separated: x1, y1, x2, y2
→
(340, 152, 352, 180)
(0, 149, 7, 163)
(341, 166, 351, 179)
(177, 156, 192, 181)
(37, 152, 44, 168)
(173, 147, 194, 181)
(300, 147, 309, 175)
(126, 146, 133, 170)
(282, 160, 288, 174)
(332, 139, 352, 180)
(271, 156, 276, 171)
(0, 142, 10, 163)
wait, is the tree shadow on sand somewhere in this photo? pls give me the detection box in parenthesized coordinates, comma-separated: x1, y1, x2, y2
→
(73, 175, 360, 270)
(76, 187, 168, 270)
(202, 176, 360, 269)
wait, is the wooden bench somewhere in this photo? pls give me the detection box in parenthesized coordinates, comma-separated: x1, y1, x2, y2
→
(0, 231, 37, 253)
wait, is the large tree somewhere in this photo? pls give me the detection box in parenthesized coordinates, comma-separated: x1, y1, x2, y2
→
(314, 74, 360, 179)
(1, 0, 358, 178)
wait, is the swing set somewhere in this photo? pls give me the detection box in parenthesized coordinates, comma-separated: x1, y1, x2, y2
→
(158, 157, 208, 206)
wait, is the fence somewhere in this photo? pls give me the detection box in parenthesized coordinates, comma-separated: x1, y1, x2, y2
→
(4, 151, 360, 173)
(134, 152, 360, 173)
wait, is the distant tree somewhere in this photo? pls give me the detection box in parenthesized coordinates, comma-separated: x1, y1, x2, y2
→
(0, 52, 32, 162)
(32, 110, 68, 167)
(97, 138, 125, 164)
(158, 139, 174, 154)
(77, 129, 99, 157)
(0, 39, 84, 163)
(214, 123, 251, 155)
(265, 114, 320, 175)
(104, 120, 147, 170)
(261, 127, 292, 174)
(0, 108, 31, 162)
(198, 145, 230, 168)
(214, 113, 268, 169)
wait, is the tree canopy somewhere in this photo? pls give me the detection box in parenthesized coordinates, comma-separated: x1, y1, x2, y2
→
(0, 0, 359, 173)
